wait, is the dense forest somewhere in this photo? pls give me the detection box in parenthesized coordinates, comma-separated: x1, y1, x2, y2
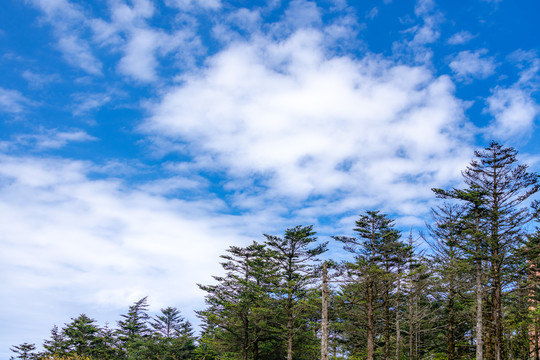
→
(10, 142, 540, 360)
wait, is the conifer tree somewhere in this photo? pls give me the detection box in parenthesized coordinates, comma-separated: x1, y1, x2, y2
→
(198, 241, 279, 360)
(427, 203, 471, 360)
(62, 314, 100, 357)
(463, 142, 538, 360)
(43, 325, 68, 357)
(334, 211, 405, 360)
(117, 297, 150, 342)
(152, 307, 193, 338)
(9, 343, 37, 360)
(117, 296, 151, 358)
(264, 225, 327, 360)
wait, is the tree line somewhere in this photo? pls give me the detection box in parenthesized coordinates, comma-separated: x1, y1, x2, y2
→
(10, 142, 540, 360)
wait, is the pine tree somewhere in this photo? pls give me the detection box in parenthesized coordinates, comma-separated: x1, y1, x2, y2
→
(427, 203, 471, 360)
(62, 314, 100, 357)
(198, 241, 279, 360)
(152, 307, 193, 338)
(264, 225, 327, 360)
(9, 343, 37, 360)
(43, 325, 68, 357)
(334, 211, 406, 360)
(117, 297, 151, 358)
(461, 142, 539, 360)
(117, 297, 150, 341)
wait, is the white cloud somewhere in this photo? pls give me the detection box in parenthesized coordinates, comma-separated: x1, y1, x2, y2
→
(29, 0, 103, 75)
(0, 154, 249, 349)
(510, 49, 540, 87)
(283, 0, 322, 30)
(447, 30, 475, 45)
(0, 88, 31, 113)
(485, 50, 540, 141)
(22, 70, 60, 89)
(90, 0, 204, 82)
(164, 0, 221, 10)
(144, 28, 473, 221)
(15, 129, 97, 149)
(393, 0, 443, 64)
(486, 87, 539, 140)
(414, 0, 436, 17)
(449, 49, 496, 82)
(366, 7, 378, 19)
(29, 0, 203, 82)
(58, 35, 103, 75)
(72, 91, 115, 115)
(117, 28, 161, 81)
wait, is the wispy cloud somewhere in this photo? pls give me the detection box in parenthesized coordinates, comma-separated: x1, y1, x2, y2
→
(392, 0, 443, 64)
(0, 87, 32, 113)
(14, 129, 97, 150)
(164, 0, 222, 11)
(71, 91, 117, 116)
(449, 49, 496, 82)
(29, 0, 103, 75)
(447, 30, 475, 45)
(92, 0, 204, 82)
(22, 70, 60, 89)
(29, 0, 203, 82)
(485, 50, 540, 140)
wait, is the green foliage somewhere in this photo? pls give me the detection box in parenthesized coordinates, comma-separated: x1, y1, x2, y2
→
(10, 342, 38, 360)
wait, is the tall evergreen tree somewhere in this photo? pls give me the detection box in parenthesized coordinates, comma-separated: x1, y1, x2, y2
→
(462, 142, 539, 360)
(427, 203, 471, 360)
(152, 307, 193, 338)
(264, 225, 327, 360)
(42, 325, 68, 357)
(117, 297, 150, 341)
(9, 343, 37, 360)
(62, 314, 100, 357)
(433, 142, 539, 360)
(117, 296, 151, 358)
(334, 211, 406, 360)
(198, 241, 279, 360)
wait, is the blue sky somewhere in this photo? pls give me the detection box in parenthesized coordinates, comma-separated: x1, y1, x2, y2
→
(1, 0, 539, 356)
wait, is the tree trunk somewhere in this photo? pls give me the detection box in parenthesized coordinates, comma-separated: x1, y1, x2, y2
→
(321, 262, 329, 360)
(242, 315, 249, 360)
(475, 207, 484, 360)
(475, 258, 484, 360)
(384, 287, 390, 360)
(494, 273, 502, 360)
(533, 320, 540, 360)
(287, 308, 293, 360)
(395, 270, 401, 360)
(448, 269, 455, 360)
(367, 280, 375, 360)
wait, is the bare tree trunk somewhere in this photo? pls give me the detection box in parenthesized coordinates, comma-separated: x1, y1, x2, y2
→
(535, 320, 539, 360)
(448, 269, 456, 360)
(395, 270, 401, 360)
(385, 288, 390, 360)
(367, 280, 375, 360)
(475, 207, 484, 360)
(409, 285, 416, 360)
(287, 290, 293, 360)
(287, 316, 293, 360)
(494, 274, 502, 360)
(476, 258, 484, 360)
(321, 262, 329, 360)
